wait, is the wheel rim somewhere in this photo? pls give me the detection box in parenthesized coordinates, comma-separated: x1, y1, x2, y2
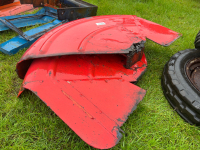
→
(186, 57, 200, 92)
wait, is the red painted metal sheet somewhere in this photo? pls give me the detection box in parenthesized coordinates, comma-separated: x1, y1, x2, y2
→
(16, 15, 181, 149)
(18, 54, 147, 149)
(18, 54, 147, 83)
(0, 1, 33, 17)
(16, 15, 181, 79)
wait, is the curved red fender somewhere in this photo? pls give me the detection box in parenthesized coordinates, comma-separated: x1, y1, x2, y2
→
(18, 54, 147, 149)
(16, 15, 181, 79)
(16, 15, 181, 149)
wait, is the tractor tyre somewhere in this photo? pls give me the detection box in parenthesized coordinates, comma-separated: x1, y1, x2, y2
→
(161, 49, 200, 125)
(195, 31, 200, 49)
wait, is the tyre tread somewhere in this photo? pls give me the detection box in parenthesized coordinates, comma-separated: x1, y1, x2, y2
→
(194, 31, 200, 49)
(162, 49, 200, 125)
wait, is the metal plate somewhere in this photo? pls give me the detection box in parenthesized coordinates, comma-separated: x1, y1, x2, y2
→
(0, 1, 33, 17)
(0, 19, 64, 55)
(16, 15, 181, 149)
(16, 15, 181, 79)
(0, 1, 98, 55)
(18, 54, 147, 149)
(57, 6, 97, 21)
(20, 0, 98, 20)
(0, 7, 57, 31)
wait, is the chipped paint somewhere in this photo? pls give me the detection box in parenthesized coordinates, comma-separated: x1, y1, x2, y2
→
(16, 15, 181, 78)
(17, 54, 147, 149)
(0, 0, 98, 55)
(0, 1, 33, 17)
(16, 15, 181, 149)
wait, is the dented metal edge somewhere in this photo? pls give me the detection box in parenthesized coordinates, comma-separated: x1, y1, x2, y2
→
(16, 15, 181, 78)
(16, 41, 146, 79)
(0, 19, 65, 55)
(147, 33, 182, 47)
(124, 40, 145, 68)
(19, 82, 123, 149)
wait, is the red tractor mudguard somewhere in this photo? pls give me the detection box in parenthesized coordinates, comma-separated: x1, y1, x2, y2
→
(16, 15, 181, 149)
(0, 0, 33, 17)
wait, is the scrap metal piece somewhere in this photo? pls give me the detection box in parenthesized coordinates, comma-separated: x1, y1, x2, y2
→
(20, 0, 59, 7)
(16, 15, 181, 78)
(20, 0, 98, 20)
(0, 0, 98, 32)
(16, 15, 181, 149)
(0, 0, 14, 6)
(0, 1, 98, 55)
(0, 19, 66, 55)
(18, 54, 147, 149)
(16, 15, 180, 149)
(0, 18, 30, 40)
(0, 1, 33, 17)
(0, 7, 57, 32)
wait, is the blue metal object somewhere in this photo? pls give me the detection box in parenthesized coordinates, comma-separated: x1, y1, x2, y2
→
(0, 7, 57, 31)
(0, 19, 66, 55)
(0, 0, 98, 55)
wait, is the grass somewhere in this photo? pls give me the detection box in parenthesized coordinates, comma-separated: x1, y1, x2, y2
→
(1, 0, 200, 149)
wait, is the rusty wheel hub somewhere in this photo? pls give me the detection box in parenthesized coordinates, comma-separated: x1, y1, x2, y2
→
(186, 57, 200, 92)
